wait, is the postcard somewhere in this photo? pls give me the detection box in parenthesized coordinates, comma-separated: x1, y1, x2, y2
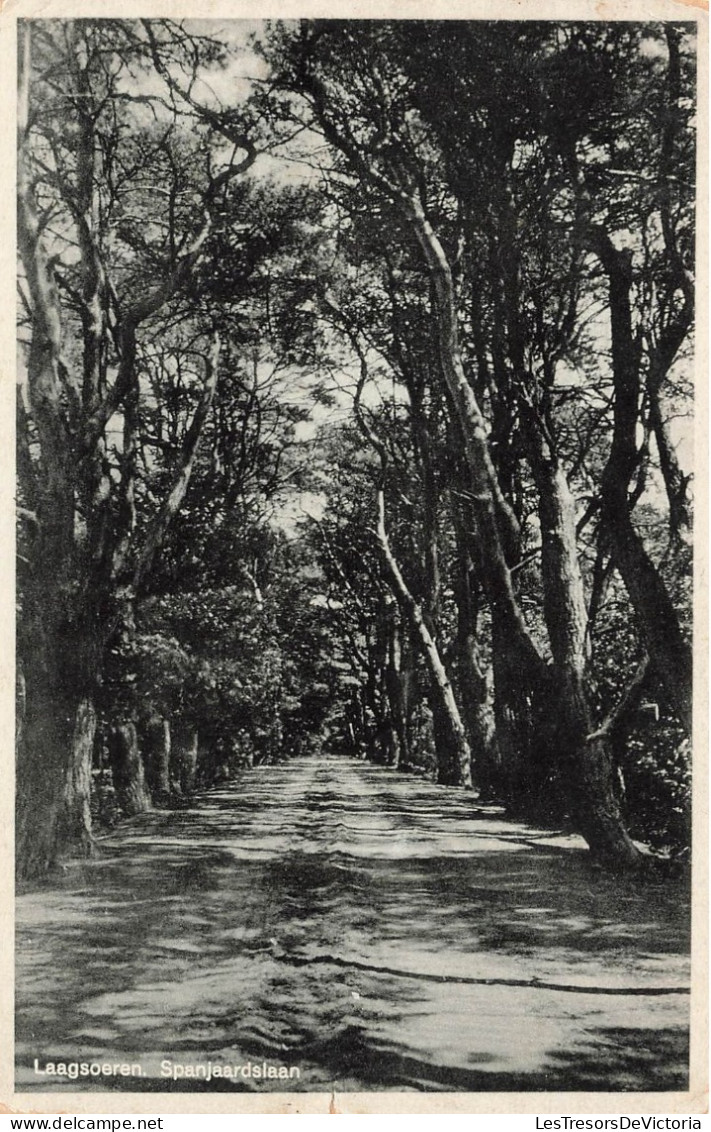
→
(2, 0, 707, 1115)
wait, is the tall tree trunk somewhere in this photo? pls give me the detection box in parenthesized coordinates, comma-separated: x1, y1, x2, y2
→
(555, 678, 641, 867)
(485, 163, 640, 862)
(362, 647, 381, 763)
(375, 483, 472, 788)
(349, 337, 472, 786)
(489, 607, 549, 809)
(396, 630, 416, 771)
(142, 716, 171, 800)
(404, 195, 553, 793)
(384, 609, 410, 771)
(108, 722, 151, 816)
(17, 661, 96, 879)
(429, 698, 470, 787)
(524, 415, 641, 866)
(372, 596, 397, 765)
(451, 519, 498, 796)
(16, 26, 97, 881)
(592, 231, 692, 734)
(171, 721, 199, 795)
(16, 576, 100, 880)
(404, 177, 640, 859)
(60, 697, 97, 849)
(17, 25, 225, 879)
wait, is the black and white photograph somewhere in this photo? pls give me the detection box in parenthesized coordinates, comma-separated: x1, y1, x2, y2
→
(8, 3, 706, 1112)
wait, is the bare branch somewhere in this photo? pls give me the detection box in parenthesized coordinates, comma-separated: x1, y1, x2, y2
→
(133, 332, 221, 591)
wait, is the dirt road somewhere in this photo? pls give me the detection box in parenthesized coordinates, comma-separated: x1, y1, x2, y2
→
(16, 755, 690, 1093)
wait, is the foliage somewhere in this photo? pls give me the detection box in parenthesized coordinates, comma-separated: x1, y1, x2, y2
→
(17, 17, 697, 874)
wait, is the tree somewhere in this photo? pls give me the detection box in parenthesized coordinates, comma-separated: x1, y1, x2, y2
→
(16, 18, 257, 877)
(17, 18, 695, 878)
(261, 19, 695, 865)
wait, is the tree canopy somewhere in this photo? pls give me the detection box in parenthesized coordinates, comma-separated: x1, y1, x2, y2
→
(16, 18, 696, 879)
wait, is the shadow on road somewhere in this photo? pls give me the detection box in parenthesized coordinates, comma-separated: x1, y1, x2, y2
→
(16, 756, 690, 1093)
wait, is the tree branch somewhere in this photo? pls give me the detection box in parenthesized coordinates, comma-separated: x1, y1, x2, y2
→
(133, 332, 221, 591)
(587, 655, 650, 743)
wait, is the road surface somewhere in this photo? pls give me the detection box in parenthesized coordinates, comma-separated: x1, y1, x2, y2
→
(16, 755, 690, 1093)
